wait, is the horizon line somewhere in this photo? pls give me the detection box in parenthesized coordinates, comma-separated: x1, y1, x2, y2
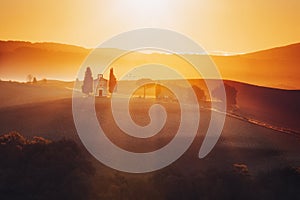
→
(1, 39, 299, 56)
(1, 78, 298, 91)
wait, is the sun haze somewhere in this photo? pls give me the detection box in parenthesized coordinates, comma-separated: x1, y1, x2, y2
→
(0, 0, 299, 53)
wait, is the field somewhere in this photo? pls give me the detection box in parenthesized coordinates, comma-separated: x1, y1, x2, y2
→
(0, 80, 299, 199)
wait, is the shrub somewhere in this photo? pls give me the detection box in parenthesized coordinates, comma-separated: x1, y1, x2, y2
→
(0, 132, 95, 200)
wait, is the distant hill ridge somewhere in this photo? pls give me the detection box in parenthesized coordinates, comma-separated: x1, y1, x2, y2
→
(0, 40, 89, 53)
(241, 43, 300, 61)
(0, 40, 299, 89)
(1, 40, 299, 56)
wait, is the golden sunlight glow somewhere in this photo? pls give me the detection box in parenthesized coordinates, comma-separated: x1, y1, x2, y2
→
(0, 0, 299, 88)
(123, 0, 170, 15)
(0, 0, 299, 53)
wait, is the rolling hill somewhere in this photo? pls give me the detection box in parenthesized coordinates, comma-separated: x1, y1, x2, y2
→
(0, 79, 299, 134)
(211, 43, 300, 89)
(0, 40, 299, 89)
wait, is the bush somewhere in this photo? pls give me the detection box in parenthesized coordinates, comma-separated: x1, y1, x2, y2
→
(0, 132, 95, 200)
(212, 83, 237, 107)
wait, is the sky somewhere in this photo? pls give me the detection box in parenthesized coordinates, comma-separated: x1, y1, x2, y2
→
(0, 0, 300, 54)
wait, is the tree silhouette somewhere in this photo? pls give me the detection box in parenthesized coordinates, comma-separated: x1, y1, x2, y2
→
(212, 83, 237, 107)
(26, 74, 33, 83)
(42, 78, 47, 84)
(192, 85, 206, 101)
(32, 77, 37, 83)
(155, 84, 162, 99)
(136, 78, 153, 99)
(108, 68, 117, 93)
(82, 67, 93, 95)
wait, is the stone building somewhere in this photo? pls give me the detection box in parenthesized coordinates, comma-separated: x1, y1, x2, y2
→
(94, 74, 108, 97)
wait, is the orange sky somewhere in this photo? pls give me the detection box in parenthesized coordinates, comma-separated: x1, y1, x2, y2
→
(0, 0, 299, 54)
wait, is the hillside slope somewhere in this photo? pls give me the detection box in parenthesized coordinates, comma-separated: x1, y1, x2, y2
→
(0, 80, 73, 108)
(0, 40, 299, 89)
